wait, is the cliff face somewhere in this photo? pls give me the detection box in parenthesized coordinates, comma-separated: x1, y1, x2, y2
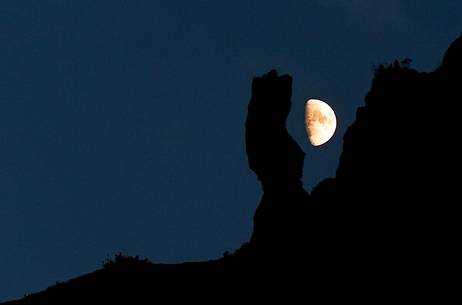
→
(308, 35, 461, 284)
(4, 34, 461, 304)
(314, 34, 460, 221)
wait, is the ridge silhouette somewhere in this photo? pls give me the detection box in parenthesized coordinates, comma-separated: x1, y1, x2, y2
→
(3, 34, 461, 304)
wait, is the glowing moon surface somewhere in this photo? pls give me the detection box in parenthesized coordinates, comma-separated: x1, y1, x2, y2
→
(305, 99, 337, 146)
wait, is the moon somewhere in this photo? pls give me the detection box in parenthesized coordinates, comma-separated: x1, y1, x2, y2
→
(305, 99, 337, 146)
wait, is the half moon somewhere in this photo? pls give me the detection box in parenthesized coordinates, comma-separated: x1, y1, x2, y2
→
(305, 99, 337, 146)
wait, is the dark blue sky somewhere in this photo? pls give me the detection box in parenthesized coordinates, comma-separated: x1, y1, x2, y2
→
(1, 0, 461, 300)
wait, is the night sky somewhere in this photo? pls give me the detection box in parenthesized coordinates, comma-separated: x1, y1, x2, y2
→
(1, 0, 461, 300)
